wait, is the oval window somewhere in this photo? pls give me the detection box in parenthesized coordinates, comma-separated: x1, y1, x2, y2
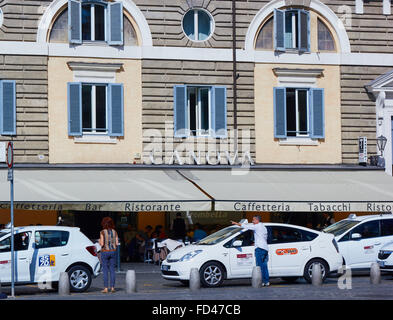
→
(182, 9, 214, 41)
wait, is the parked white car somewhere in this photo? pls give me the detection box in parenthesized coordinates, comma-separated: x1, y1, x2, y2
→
(323, 214, 393, 270)
(161, 223, 342, 287)
(0, 226, 100, 292)
(377, 242, 393, 272)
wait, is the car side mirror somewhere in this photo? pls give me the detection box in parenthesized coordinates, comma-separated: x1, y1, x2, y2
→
(232, 240, 242, 247)
(351, 233, 362, 240)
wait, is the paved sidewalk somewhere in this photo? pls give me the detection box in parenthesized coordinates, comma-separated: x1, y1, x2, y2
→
(2, 262, 393, 300)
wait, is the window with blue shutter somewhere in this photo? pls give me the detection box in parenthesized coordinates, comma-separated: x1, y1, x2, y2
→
(108, 2, 124, 45)
(68, 0, 82, 44)
(273, 87, 287, 138)
(108, 83, 124, 136)
(212, 86, 227, 138)
(309, 88, 325, 139)
(67, 82, 82, 136)
(273, 8, 310, 52)
(174, 85, 188, 138)
(274, 87, 325, 139)
(68, 0, 124, 45)
(0, 80, 16, 136)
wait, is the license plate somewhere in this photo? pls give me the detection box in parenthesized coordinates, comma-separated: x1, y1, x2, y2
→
(161, 265, 170, 271)
(378, 261, 385, 268)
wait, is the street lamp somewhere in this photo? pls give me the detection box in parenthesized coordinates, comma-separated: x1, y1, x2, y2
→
(376, 135, 387, 157)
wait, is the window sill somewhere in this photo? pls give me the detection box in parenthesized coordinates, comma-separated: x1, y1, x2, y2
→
(279, 137, 319, 146)
(74, 135, 118, 144)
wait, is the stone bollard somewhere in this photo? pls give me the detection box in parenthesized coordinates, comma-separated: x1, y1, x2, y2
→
(189, 268, 200, 291)
(125, 270, 137, 294)
(370, 262, 381, 285)
(311, 263, 323, 286)
(251, 266, 262, 288)
(58, 272, 70, 296)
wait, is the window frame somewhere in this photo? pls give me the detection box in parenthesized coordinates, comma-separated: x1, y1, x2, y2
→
(182, 8, 215, 42)
(81, 2, 107, 43)
(187, 86, 212, 137)
(286, 87, 310, 137)
(81, 83, 108, 135)
(317, 18, 336, 52)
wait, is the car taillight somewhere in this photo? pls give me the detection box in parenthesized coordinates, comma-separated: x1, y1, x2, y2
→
(332, 239, 339, 253)
(86, 245, 97, 256)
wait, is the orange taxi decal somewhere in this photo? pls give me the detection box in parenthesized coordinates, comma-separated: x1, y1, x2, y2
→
(276, 248, 298, 256)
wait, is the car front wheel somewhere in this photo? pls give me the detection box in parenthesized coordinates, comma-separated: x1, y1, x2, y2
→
(200, 262, 225, 288)
(68, 265, 92, 293)
(303, 259, 329, 284)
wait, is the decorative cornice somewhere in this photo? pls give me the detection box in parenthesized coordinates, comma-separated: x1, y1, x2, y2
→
(273, 67, 324, 78)
(67, 61, 123, 72)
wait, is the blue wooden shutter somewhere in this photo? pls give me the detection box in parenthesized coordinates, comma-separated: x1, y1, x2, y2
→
(108, 2, 123, 45)
(108, 83, 124, 136)
(0, 80, 16, 136)
(68, 0, 82, 44)
(67, 82, 82, 136)
(298, 10, 310, 52)
(211, 86, 227, 138)
(273, 87, 287, 138)
(274, 9, 285, 51)
(173, 85, 188, 138)
(309, 88, 325, 139)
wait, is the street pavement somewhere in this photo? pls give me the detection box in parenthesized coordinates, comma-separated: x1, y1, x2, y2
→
(2, 262, 393, 300)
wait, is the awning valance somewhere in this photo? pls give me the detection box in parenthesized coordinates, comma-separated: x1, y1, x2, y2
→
(179, 169, 393, 212)
(0, 169, 212, 212)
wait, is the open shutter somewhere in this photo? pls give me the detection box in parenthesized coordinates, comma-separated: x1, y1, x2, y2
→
(108, 1, 123, 45)
(108, 83, 124, 136)
(309, 88, 325, 139)
(274, 9, 285, 51)
(211, 86, 227, 138)
(68, 0, 82, 44)
(0, 80, 16, 136)
(67, 82, 82, 136)
(173, 85, 188, 138)
(298, 10, 310, 52)
(273, 87, 287, 138)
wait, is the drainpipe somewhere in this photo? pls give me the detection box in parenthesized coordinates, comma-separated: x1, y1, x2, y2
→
(232, 0, 238, 156)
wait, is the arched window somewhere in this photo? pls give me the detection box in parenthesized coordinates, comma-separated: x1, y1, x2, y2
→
(317, 19, 335, 51)
(49, 6, 138, 45)
(255, 17, 273, 50)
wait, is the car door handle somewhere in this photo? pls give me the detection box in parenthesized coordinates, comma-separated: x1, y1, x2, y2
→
(19, 257, 27, 260)
(374, 243, 381, 246)
(61, 253, 69, 257)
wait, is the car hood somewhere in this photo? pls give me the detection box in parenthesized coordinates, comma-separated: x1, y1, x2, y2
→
(166, 244, 209, 260)
(380, 242, 393, 251)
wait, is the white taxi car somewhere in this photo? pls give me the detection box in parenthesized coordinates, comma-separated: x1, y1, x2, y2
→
(323, 214, 393, 270)
(161, 223, 342, 287)
(0, 226, 100, 292)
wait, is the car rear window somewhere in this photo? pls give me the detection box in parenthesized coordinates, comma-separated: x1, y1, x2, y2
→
(382, 219, 393, 236)
(34, 230, 70, 249)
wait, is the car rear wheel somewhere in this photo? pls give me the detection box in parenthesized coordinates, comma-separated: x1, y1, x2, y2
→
(68, 265, 92, 293)
(200, 262, 225, 288)
(303, 259, 329, 284)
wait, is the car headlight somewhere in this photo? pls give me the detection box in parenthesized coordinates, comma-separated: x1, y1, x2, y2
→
(179, 250, 203, 262)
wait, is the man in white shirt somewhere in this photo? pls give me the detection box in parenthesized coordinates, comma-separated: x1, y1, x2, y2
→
(231, 216, 270, 286)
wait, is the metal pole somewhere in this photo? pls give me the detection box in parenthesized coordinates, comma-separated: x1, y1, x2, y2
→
(232, 0, 238, 155)
(10, 162, 14, 298)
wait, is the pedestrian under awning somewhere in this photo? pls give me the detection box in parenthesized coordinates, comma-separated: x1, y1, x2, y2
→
(0, 169, 212, 212)
(178, 169, 393, 213)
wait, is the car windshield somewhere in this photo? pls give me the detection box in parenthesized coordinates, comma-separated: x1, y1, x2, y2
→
(323, 220, 360, 237)
(197, 226, 241, 245)
(0, 231, 9, 239)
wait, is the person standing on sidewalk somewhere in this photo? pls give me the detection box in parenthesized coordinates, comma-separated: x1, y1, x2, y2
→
(99, 217, 119, 293)
(231, 216, 270, 286)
